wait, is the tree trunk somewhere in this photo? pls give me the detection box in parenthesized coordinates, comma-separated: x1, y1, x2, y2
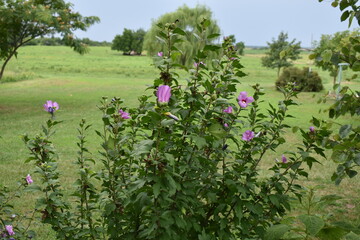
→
(0, 56, 12, 81)
(0, 45, 22, 81)
(277, 67, 281, 78)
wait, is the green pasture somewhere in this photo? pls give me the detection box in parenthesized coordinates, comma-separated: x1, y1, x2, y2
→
(0, 46, 359, 238)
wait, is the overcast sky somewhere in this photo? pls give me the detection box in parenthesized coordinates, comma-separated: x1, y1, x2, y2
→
(68, 0, 356, 47)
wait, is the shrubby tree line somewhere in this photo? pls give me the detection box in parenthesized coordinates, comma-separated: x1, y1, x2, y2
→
(111, 5, 246, 61)
(25, 37, 111, 46)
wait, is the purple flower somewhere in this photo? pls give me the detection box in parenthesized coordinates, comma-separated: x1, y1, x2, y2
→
(309, 126, 315, 132)
(282, 155, 287, 163)
(194, 61, 205, 67)
(119, 109, 131, 119)
(157, 51, 163, 57)
(43, 100, 59, 113)
(26, 174, 33, 185)
(5, 225, 15, 236)
(242, 130, 255, 141)
(157, 85, 171, 103)
(237, 92, 254, 108)
(223, 106, 233, 114)
(224, 123, 229, 127)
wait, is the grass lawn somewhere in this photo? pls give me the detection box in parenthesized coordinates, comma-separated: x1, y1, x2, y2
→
(0, 46, 359, 238)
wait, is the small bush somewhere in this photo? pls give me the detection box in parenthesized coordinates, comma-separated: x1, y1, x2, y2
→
(276, 67, 324, 92)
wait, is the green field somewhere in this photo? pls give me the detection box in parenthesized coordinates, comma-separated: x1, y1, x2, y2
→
(1, 46, 359, 238)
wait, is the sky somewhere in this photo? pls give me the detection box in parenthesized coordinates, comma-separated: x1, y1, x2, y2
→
(68, 0, 356, 48)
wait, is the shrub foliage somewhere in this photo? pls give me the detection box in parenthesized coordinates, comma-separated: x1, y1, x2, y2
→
(276, 67, 324, 92)
(1, 21, 329, 239)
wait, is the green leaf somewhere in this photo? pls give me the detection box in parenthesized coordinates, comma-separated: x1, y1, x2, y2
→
(298, 214, 325, 236)
(339, 1, 350, 10)
(352, 60, 360, 71)
(207, 33, 221, 39)
(264, 224, 291, 240)
(269, 195, 280, 207)
(341, 10, 350, 22)
(347, 170, 357, 178)
(331, 150, 347, 163)
(345, 232, 360, 240)
(317, 226, 347, 240)
(204, 45, 221, 51)
(190, 135, 207, 149)
(331, 1, 339, 7)
(104, 202, 116, 215)
(153, 182, 161, 198)
(321, 50, 333, 62)
(309, 53, 317, 60)
(208, 123, 227, 139)
(161, 119, 175, 127)
(339, 124, 352, 138)
(106, 107, 115, 115)
(24, 184, 41, 192)
(312, 117, 320, 127)
(280, 50, 287, 59)
(106, 136, 116, 150)
(354, 153, 360, 165)
(165, 173, 177, 195)
(133, 140, 154, 156)
(173, 27, 186, 36)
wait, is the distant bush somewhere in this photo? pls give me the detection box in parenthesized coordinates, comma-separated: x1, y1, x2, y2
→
(276, 67, 324, 92)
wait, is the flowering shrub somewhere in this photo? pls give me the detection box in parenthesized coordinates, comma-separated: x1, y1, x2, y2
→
(0, 179, 36, 239)
(2, 20, 326, 239)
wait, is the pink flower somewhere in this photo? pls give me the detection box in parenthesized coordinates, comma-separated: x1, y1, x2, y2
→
(223, 106, 233, 114)
(157, 51, 163, 57)
(43, 100, 59, 113)
(119, 109, 131, 119)
(281, 155, 287, 163)
(224, 123, 229, 127)
(242, 130, 255, 141)
(5, 225, 15, 236)
(309, 126, 315, 132)
(157, 85, 171, 103)
(237, 92, 254, 108)
(26, 174, 33, 185)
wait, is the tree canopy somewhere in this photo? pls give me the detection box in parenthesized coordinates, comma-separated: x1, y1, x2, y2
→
(0, 0, 99, 80)
(111, 28, 146, 55)
(261, 32, 301, 77)
(143, 5, 220, 67)
(310, 30, 359, 85)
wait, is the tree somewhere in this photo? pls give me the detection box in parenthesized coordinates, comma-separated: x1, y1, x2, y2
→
(310, 30, 359, 85)
(0, 0, 99, 80)
(235, 41, 245, 56)
(143, 4, 220, 67)
(261, 32, 301, 77)
(111, 28, 146, 55)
